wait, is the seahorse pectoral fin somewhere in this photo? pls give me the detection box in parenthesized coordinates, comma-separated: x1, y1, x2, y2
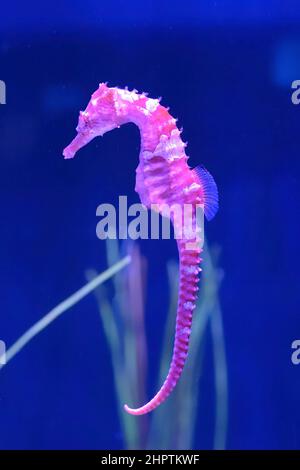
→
(193, 165, 219, 221)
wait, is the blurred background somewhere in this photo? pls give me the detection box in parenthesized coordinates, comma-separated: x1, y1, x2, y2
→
(0, 0, 300, 450)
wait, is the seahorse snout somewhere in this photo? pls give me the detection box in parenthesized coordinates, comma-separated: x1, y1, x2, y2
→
(63, 131, 95, 159)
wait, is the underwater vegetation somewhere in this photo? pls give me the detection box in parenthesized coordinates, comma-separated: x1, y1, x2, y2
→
(1, 238, 226, 450)
(87, 239, 227, 450)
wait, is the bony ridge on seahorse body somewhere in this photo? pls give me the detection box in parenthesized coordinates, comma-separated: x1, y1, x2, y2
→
(63, 83, 219, 415)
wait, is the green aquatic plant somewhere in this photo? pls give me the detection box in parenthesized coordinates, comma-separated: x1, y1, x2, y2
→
(0, 256, 131, 368)
(0, 237, 226, 450)
(87, 239, 227, 450)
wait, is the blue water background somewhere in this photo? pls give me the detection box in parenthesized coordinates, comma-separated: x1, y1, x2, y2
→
(0, 0, 300, 449)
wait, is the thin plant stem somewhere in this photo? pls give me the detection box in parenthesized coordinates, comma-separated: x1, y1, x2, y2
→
(204, 246, 228, 450)
(211, 298, 228, 450)
(0, 256, 131, 368)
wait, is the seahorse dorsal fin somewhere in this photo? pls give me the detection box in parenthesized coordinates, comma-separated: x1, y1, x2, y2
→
(194, 165, 219, 221)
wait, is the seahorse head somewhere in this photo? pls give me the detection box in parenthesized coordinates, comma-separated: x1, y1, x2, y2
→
(63, 83, 120, 159)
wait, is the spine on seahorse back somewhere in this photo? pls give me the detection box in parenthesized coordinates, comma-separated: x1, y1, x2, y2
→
(63, 84, 217, 415)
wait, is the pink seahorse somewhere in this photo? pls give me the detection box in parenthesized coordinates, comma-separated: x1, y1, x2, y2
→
(63, 83, 218, 415)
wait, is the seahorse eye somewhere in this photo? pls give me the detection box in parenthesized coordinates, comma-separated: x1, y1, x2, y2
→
(76, 111, 90, 133)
